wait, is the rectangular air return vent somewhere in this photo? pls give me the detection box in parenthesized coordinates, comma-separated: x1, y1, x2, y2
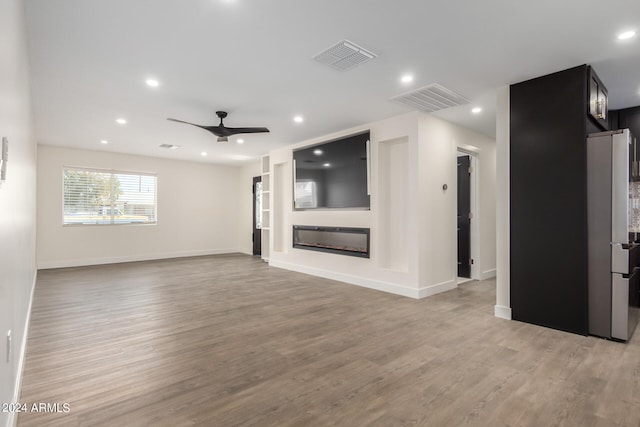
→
(313, 40, 377, 71)
(159, 144, 180, 150)
(390, 83, 470, 112)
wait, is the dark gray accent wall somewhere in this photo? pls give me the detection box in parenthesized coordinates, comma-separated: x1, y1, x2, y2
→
(510, 65, 589, 335)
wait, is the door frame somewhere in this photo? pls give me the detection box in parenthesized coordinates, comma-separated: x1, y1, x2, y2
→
(252, 176, 262, 256)
(457, 148, 479, 282)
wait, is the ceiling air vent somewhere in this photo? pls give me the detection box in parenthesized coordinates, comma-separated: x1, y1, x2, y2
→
(313, 40, 377, 71)
(159, 144, 180, 150)
(390, 83, 470, 112)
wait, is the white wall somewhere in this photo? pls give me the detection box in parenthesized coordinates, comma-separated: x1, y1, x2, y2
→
(267, 111, 496, 299)
(418, 113, 497, 292)
(37, 146, 243, 268)
(0, 1, 38, 426)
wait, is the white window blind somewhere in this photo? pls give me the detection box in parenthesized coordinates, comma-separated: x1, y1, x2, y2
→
(63, 167, 157, 225)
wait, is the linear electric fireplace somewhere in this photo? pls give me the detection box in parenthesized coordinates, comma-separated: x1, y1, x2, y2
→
(293, 225, 370, 258)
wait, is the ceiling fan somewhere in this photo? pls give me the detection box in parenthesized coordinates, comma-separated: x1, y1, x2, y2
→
(167, 111, 270, 142)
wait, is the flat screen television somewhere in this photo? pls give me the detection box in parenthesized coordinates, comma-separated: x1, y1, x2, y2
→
(293, 131, 370, 210)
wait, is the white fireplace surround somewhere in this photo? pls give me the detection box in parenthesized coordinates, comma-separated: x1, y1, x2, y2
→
(264, 111, 497, 299)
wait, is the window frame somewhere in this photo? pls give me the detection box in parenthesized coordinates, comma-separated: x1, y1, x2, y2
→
(62, 166, 158, 227)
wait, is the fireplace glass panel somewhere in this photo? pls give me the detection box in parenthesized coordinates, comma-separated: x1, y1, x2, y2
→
(293, 226, 370, 258)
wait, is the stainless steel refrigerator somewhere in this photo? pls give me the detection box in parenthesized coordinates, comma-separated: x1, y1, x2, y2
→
(587, 129, 640, 341)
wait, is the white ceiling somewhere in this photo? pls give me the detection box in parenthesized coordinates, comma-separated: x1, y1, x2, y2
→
(24, 0, 640, 165)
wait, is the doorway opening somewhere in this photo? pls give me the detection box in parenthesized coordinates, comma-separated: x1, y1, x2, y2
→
(252, 176, 262, 256)
(457, 150, 478, 284)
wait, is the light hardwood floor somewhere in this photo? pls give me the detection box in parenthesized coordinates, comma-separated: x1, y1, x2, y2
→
(17, 254, 640, 426)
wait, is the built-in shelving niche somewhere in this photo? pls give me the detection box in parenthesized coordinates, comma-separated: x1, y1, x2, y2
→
(378, 136, 409, 271)
(272, 161, 287, 253)
(260, 155, 270, 261)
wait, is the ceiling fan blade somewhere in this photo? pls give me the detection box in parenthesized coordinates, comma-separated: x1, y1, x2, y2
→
(167, 118, 224, 137)
(224, 127, 270, 136)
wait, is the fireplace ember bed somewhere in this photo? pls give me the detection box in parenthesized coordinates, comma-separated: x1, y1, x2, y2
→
(292, 225, 370, 258)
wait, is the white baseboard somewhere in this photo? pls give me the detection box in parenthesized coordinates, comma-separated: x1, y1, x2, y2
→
(494, 304, 512, 320)
(7, 271, 37, 427)
(268, 259, 421, 298)
(37, 248, 241, 270)
(481, 269, 497, 280)
(418, 280, 457, 299)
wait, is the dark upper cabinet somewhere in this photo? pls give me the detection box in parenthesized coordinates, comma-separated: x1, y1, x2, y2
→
(588, 67, 609, 130)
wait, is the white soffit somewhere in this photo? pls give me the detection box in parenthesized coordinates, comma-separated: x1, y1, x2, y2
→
(313, 39, 377, 71)
(390, 83, 471, 112)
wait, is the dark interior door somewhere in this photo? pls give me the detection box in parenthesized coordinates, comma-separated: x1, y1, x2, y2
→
(252, 176, 262, 256)
(457, 155, 471, 278)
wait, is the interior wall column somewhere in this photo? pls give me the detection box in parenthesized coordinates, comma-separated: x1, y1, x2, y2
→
(495, 85, 511, 319)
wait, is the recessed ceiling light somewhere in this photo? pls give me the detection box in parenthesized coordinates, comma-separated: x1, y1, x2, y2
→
(471, 107, 482, 114)
(294, 115, 304, 123)
(201, 152, 207, 156)
(237, 139, 244, 144)
(116, 118, 127, 124)
(323, 163, 331, 167)
(100, 140, 108, 144)
(313, 149, 323, 155)
(401, 74, 414, 84)
(618, 30, 637, 40)
(145, 78, 160, 88)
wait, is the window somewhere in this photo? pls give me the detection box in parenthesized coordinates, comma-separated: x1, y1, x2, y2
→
(63, 167, 157, 225)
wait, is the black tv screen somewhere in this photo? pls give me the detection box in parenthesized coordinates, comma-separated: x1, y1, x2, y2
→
(293, 131, 370, 209)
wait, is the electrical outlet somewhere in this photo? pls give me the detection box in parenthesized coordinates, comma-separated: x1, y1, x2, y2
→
(6, 330, 11, 363)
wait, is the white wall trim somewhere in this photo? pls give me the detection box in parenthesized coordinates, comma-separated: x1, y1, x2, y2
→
(481, 269, 497, 280)
(37, 248, 241, 270)
(494, 305, 512, 320)
(7, 272, 37, 427)
(417, 279, 457, 299)
(268, 259, 421, 298)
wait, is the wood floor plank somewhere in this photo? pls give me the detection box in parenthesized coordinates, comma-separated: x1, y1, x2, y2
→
(16, 253, 640, 426)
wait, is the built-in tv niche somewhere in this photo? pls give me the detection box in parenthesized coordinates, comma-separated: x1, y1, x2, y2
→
(293, 131, 370, 210)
